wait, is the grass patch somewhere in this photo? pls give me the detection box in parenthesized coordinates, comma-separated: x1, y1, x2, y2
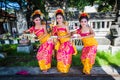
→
(17, 60, 38, 67)
(0, 55, 38, 66)
(0, 44, 120, 67)
(0, 44, 38, 66)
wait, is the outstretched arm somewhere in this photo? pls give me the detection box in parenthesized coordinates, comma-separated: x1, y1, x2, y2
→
(23, 27, 34, 33)
(24, 29, 30, 33)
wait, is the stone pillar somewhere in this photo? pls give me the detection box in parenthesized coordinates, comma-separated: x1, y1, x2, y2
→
(117, 0, 120, 22)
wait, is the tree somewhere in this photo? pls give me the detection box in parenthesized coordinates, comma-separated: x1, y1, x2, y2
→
(68, 0, 91, 11)
(67, 0, 117, 12)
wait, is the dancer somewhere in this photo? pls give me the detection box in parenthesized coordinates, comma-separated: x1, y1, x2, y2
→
(76, 12, 98, 74)
(52, 9, 77, 73)
(24, 10, 54, 72)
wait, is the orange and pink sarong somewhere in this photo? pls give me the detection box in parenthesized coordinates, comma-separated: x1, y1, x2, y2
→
(52, 26, 77, 73)
(29, 26, 54, 71)
(77, 29, 98, 74)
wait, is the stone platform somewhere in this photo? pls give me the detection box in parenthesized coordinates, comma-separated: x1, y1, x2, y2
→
(0, 66, 120, 80)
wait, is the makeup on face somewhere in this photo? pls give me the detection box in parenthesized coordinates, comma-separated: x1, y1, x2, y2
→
(80, 18, 88, 26)
(56, 15, 63, 23)
(34, 17, 40, 22)
(80, 19, 87, 23)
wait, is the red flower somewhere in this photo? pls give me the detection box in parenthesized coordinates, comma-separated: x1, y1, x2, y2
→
(80, 12, 89, 17)
(55, 9, 64, 15)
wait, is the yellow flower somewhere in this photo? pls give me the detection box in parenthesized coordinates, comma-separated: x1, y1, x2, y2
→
(31, 10, 43, 17)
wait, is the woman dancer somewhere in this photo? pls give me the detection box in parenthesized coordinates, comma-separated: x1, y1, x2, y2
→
(24, 10, 54, 72)
(76, 13, 98, 74)
(52, 9, 77, 73)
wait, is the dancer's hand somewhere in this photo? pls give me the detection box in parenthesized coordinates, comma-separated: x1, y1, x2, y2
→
(78, 35, 83, 39)
(72, 34, 80, 39)
(48, 38, 54, 43)
(23, 31, 26, 34)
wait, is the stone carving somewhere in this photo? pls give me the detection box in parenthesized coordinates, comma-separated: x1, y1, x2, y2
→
(110, 25, 119, 37)
(114, 37, 120, 46)
(16, 11, 27, 34)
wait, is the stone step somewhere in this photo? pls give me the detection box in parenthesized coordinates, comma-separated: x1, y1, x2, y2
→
(0, 74, 120, 80)
(0, 66, 120, 76)
(0, 66, 120, 80)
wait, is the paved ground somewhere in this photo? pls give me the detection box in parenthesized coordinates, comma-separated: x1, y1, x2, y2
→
(0, 66, 120, 80)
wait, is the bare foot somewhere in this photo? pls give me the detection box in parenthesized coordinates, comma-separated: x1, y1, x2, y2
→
(42, 70, 48, 73)
(82, 70, 90, 75)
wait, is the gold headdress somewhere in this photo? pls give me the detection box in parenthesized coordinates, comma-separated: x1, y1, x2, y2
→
(31, 10, 43, 17)
(55, 8, 64, 15)
(79, 12, 89, 18)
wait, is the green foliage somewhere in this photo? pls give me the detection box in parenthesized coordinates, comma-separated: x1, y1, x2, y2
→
(68, 0, 91, 11)
(2, 0, 116, 17)
(52, 58, 57, 66)
(72, 50, 120, 67)
(72, 50, 82, 66)
(2, 44, 18, 54)
(68, 0, 114, 12)
(95, 51, 111, 66)
(95, 51, 120, 67)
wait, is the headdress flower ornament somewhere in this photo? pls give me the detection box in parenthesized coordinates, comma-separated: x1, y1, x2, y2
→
(31, 10, 43, 17)
(55, 8, 64, 15)
(79, 12, 89, 18)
